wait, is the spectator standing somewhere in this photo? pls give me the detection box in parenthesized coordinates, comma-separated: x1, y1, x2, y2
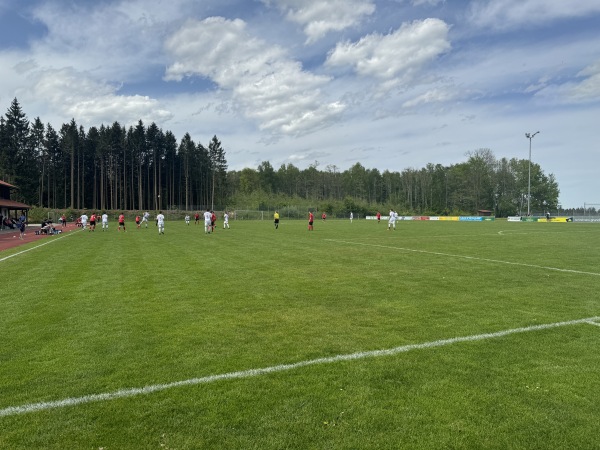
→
(19, 220, 26, 239)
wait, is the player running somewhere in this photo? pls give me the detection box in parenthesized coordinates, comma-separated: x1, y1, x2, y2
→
(118, 213, 126, 232)
(140, 211, 150, 228)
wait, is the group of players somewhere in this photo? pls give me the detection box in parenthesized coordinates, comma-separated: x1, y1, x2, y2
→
(77, 208, 399, 235)
(78, 211, 153, 232)
(78, 209, 232, 235)
(185, 210, 230, 233)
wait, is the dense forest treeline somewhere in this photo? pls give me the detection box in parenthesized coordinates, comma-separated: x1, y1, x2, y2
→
(1, 98, 560, 217)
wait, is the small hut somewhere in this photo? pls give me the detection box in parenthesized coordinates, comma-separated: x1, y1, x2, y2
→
(0, 180, 31, 229)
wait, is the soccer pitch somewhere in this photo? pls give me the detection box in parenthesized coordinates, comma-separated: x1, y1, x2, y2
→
(1, 219, 599, 449)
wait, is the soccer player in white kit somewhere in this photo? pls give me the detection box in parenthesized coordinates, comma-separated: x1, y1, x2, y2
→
(157, 211, 165, 234)
(80, 213, 88, 230)
(140, 211, 150, 228)
(203, 209, 212, 234)
(223, 212, 230, 229)
(185, 214, 190, 225)
(101, 212, 108, 231)
(388, 210, 397, 230)
(350, 211, 353, 223)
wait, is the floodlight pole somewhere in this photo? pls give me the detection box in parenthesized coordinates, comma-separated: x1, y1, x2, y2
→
(525, 131, 539, 216)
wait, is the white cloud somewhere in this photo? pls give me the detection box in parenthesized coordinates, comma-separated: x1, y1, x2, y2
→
(468, 0, 600, 30)
(402, 88, 456, 108)
(262, 0, 375, 43)
(18, 67, 172, 126)
(164, 17, 345, 136)
(326, 18, 450, 87)
(412, 0, 445, 5)
(570, 61, 600, 102)
(28, 0, 171, 80)
(536, 61, 600, 105)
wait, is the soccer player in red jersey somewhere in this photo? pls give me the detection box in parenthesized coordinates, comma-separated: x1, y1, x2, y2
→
(118, 213, 126, 231)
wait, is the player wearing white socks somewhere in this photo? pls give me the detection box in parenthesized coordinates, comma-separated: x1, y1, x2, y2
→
(388, 210, 397, 230)
(223, 212, 230, 229)
(185, 214, 190, 225)
(140, 211, 150, 228)
(157, 211, 165, 234)
(203, 209, 212, 234)
(80, 213, 88, 230)
(101, 212, 108, 231)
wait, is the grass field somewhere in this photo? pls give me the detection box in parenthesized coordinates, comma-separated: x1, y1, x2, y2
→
(1, 218, 599, 449)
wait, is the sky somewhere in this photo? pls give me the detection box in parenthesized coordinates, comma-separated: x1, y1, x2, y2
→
(0, 0, 599, 208)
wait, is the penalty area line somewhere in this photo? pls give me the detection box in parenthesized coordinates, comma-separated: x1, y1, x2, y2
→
(326, 239, 600, 277)
(1, 316, 598, 418)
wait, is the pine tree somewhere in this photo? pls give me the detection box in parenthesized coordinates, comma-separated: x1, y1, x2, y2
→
(5, 98, 38, 203)
(208, 135, 227, 209)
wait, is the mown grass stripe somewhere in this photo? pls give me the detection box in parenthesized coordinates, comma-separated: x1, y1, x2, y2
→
(1, 315, 597, 418)
(326, 239, 600, 277)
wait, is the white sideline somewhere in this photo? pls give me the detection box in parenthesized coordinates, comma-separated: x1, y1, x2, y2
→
(1, 316, 598, 418)
(0, 231, 76, 263)
(326, 239, 600, 277)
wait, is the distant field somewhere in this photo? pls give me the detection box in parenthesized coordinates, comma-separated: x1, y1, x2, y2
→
(1, 218, 599, 449)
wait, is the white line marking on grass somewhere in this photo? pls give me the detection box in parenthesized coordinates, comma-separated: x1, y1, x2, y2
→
(1, 316, 598, 418)
(0, 232, 77, 263)
(585, 320, 600, 327)
(326, 239, 600, 277)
